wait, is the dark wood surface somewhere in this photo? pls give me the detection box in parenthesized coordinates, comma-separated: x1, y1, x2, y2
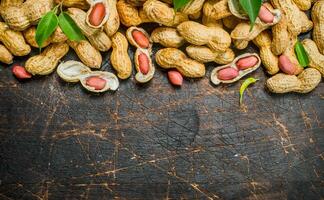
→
(0, 26, 324, 199)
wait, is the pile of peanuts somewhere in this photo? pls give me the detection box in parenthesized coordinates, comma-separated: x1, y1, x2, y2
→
(0, 0, 323, 94)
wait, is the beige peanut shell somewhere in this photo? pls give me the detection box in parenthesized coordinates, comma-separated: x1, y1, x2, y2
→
(203, 0, 231, 21)
(266, 68, 321, 94)
(126, 26, 153, 49)
(24, 26, 67, 48)
(104, 0, 120, 37)
(292, 0, 311, 11)
(312, 0, 324, 55)
(0, 44, 14, 64)
(134, 48, 155, 83)
(271, 14, 290, 56)
(155, 48, 206, 78)
(25, 43, 69, 75)
(302, 39, 324, 77)
(111, 32, 132, 79)
(151, 27, 185, 48)
(202, 13, 223, 28)
(54, 0, 90, 10)
(126, 0, 148, 6)
(117, 0, 142, 27)
(181, 0, 205, 15)
(222, 15, 242, 30)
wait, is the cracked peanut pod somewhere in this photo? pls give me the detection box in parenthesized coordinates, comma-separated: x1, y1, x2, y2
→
(252, 31, 279, 75)
(24, 26, 67, 48)
(111, 32, 132, 79)
(151, 27, 185, 48)
(302, 39, 324, 77)
(177, 21, 231, 52)
(155, 48, 206, 78)
(54, 0, 90, 9)
(312, 0, 324, 55)
(68, 40, 102, 69)
(230, 3, 281, 50)
(67, 8, 111, 51)
(0, 22, 31, 56)
(270, 0, 313, 35)
(222, 15, 243, 30)
(271, 14, 289, 56)
(25, 43, 69, 75)
(0, 45, 14, 64)
(86, 0, 110, 28)
(126, 26, 153, 50)
(186, 45, 235, 65)
(181, 0, 206, 15)
(117, 0, 142, 27)
(103, 0, 120, 37)
(203, 0, 231, 21)
(134, 48, 155, 83)
(210, 53, 261, 85)
(292, 0, 311, 10)
(143, 0, 188, 27)
(266, 68, 321, 94)
(0, 0, 54, 31)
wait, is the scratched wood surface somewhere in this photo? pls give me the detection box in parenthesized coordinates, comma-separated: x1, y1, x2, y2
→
(0, 23, 324, 199)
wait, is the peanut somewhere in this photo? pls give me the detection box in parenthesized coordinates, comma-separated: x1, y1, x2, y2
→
(168, 70, 183, 86)
(236, 56, 259, 70)
(177, 21, 231, 52)
(278, 55, 298, 75)
(181, 0, 205, 15)
(111, 32, 132, 79)
(0, 0, 54, 31)
(86, 76, 107, 90)
(266, 68, 321, 93)
(12, 65, 32, 79)
(54, 0, 90, 10)
(24, 26, 67, 48)
(217, 67, 239, 80)
(0, 22, 31, 56)
(126, 0, 148, 6)
(280, 37, 303, 75)
(0, 45, 14, 64)
(134, 48, 155, 83)
(292, 0, 312, 11)
(143, 0, 188, 27)
(270, 0, 313, 36)
(25, 43, 69, 75)
(302, 39, 324, 77)
(223, 16, 242, 30)
(203, 0, 231, 21)
(117, 0, 142, 27)
(155, 48, 205, 78)
(88, 2, 107, 27)
(271, 14, 289, 56)
(186, 45, 234, 64)
(188, 11, 201, 20)
(252, 31, 279, 75)
(133, 31, 149, 49)
(126, 27, 152, 49)
(202, 13, 223, 28)
(312, 0, 324, 55)
(151, 27, 185, 48)
(258, 5, 274, 24)
(138, 53, 149, 75)
(67, 40, 102, 69)
(103, 0, 120, 37)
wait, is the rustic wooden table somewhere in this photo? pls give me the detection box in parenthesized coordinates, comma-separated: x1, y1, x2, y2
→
(0, 26, 323, 199)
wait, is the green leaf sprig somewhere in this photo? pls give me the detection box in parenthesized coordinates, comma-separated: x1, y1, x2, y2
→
(294, 40, 309, 68)
(35, 3, 85, 51)
(239, 77, 259, 105)
(173, 0, 191, 11)
(239, 0, 262, 31)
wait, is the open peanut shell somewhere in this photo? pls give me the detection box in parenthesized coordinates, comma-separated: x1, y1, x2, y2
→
(134, 48, 155, 83)
(86, 0, 110, 28)
(57, 60, 119, 92)
(126, 26, 153, 50)
(228, 0, 267, 20)
(211, 53, 261, 85)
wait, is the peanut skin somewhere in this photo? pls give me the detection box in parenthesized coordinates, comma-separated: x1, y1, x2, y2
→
(134, 48, 155, 83)
(302, 39, 324, 77)
(155, 48, 205, 78)
(168, 70, 183, 86)
(0, 45, 14, 64)
(111, 32, 132, 79)
(12, 65, 32, 79)
(88, 2, 106, 27)
(25, 43, 69, 75)
(312, 0, 324, 55)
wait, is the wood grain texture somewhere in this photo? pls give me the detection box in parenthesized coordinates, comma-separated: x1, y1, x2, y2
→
(0, 26, 323, 200)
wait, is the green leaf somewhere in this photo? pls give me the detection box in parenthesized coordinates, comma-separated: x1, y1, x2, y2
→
(239, 77, 259, 105)
(295, 41, 309, 68)
(36, 11, 59, 50)
(173, 0, 191, 11)
(58, 12, 85, 41)
(239, 0, 262, 31)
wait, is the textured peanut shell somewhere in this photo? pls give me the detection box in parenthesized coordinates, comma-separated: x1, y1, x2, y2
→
(271, 14, 290, 56)
(181, 0, 205, 15)
(126, 26, 152, 49)
(54, 0, 90, 10)
(270, 0, 313, 36)
(143, 0, 188, 27)
(68, 40, 102, 69)
(266, 68, 321, 94)
(67, 8, 100, 36)
(151, 27, 185, 48)
(186, 45, 234, 65)
(126, 0, 148, 6)
(203, 0, 231, 21)
(222, 15, 242, 30)
(0, 0, 24, 7)
(87, 31, 112, 52)
(211, 53, 261, 85)
(312, 0, 324, 55)
(0, 45, 14, 64)
(117, 0, 142, 27)
(0, 22, 31, 56)
(24, 26, 67, 48)
(302, 39, 324, 77)
(155, 48, 206, 78)
(252, 31, 279, 75)
(233, 39, 248, 50)
(202, 14, 223, 28)
(25, 43, 69, 75)
(134, 48, 155, 83)
(104, 0, 120, 37)
(292, 0, 311, 10)
(111, 32, 132, 79)
(86, 0, 110, 28)
(188, 11, 201, 20)
(177, 21, 231, 52)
